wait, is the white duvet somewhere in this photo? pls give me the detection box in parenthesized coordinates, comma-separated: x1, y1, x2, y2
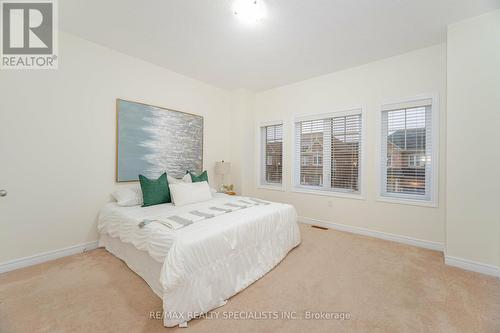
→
(98, 194, 301, 327)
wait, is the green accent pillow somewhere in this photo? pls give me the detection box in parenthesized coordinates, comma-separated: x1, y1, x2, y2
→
(188, 170, 209, 183)
(139, 173, 171, 207)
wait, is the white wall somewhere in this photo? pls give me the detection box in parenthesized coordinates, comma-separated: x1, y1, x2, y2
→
(446, 10, 500, 268)
(229, 90, 256, 194)
(0, 32, 233, 263)
(248, 44, 447, 244)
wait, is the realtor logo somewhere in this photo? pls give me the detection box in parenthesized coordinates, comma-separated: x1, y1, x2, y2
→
(1, 0, 58, 69)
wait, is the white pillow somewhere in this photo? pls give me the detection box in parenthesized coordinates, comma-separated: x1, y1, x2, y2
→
(183, 173, 192, 183)
(169, 181, 212, 206)
(167, 174, 192, 184)
(167, 175, 182, 184)
(112, 185, 143, 207)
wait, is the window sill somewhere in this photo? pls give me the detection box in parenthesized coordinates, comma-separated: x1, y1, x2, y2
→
(291, 187, 365, 200)
(257, 184, 285, 192)
(376, 196, 438, 208)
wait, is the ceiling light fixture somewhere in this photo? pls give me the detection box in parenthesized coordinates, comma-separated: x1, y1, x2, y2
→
(233, 0, 266, 23)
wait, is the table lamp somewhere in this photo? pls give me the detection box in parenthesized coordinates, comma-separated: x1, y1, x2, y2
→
(215, 160, 232, 193)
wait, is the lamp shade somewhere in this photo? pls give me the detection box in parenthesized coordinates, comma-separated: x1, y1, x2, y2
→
(215, 161, 231, 175)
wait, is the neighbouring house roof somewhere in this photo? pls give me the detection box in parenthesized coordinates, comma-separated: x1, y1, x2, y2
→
(300, 132, 359, 154)
(388, 128, 425, 150)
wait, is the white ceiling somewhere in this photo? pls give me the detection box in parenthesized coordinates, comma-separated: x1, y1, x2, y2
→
(60, 0, 499, 91)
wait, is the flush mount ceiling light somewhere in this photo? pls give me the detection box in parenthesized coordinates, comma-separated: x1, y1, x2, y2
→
(233, 0, 266, 23)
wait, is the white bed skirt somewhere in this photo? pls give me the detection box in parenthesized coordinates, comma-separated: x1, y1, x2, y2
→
(99, 234, 163, 298)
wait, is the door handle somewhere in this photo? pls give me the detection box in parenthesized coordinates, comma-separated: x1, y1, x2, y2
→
(0, 189, 7, 197)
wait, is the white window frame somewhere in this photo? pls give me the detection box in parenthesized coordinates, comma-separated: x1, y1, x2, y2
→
(376, 94, 439, 207)
(257, 120, 285, 191)
(291, 108, 365, 200)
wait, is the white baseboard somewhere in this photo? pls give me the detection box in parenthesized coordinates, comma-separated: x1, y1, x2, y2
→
(0, 241, 99, 274)
(299, 217, 500, 278)
(299, 216, 444, 252)
(444, 255, 500, 278)
(3, 227, 498, 279)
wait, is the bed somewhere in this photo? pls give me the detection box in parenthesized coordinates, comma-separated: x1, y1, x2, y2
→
(97, 193, 301, 327)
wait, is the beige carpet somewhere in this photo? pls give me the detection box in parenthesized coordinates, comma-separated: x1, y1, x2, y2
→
(1, 225, 500, 333)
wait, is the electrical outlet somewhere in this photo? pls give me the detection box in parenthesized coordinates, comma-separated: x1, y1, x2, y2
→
(327, 200, 333, 208)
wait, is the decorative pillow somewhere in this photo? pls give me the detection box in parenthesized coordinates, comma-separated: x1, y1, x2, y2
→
(169, 181, 212, 206)
(188, 170, 209, 183)
(139, 173, 171, 207)
(167, 173, 192, 184)
(167, 175, 182, 184)
(111, 185, 143, 207)
(183, 173, 192, 183)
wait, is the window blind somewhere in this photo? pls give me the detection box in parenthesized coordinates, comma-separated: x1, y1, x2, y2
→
(381, 102, 432, 201)
(294, 112, 362, 193)
(261, 124, 283, 185)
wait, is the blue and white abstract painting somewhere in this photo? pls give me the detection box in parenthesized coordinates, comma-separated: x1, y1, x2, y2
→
(117, 99, 203, 182)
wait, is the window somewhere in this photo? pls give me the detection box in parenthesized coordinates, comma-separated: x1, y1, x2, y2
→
(313, 154, 322, 166)
(260, 123, 283, 186)
(408, 154, 417, 167)
(408, 154, 425, 167)
(294, 110, 362, 195)
(381, 98, 434, 202)
(387, 155, 393, 167)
